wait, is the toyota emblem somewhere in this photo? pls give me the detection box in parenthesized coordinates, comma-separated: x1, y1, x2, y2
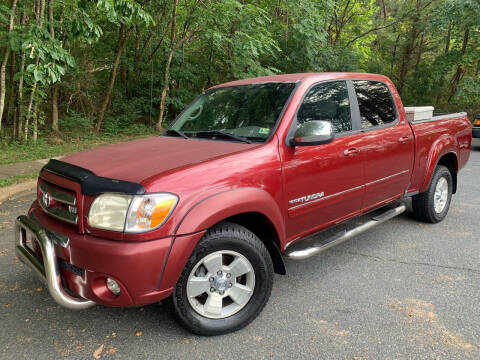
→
(42, 191, 51, 207)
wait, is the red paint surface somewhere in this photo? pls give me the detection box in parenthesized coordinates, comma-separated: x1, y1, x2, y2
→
(26, 72, 472, 307)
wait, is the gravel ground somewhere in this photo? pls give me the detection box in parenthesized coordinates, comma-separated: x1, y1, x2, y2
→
(1, 139, 479, 359)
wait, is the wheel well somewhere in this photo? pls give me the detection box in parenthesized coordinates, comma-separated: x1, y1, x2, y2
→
(437, 153, 458, 193)
(222, 212, 286, 275)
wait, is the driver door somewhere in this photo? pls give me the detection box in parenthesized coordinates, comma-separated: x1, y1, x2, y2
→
(282, 80, 366, 240)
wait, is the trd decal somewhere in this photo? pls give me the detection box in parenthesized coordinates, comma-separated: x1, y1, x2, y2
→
(289, 192, 325, 205)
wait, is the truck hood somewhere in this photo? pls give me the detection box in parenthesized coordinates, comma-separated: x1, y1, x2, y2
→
(61, 136, 260, 184)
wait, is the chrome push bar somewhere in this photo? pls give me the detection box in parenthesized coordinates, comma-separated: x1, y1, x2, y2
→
(14, 214, 95, 310)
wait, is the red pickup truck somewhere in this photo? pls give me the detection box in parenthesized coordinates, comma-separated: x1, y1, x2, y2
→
(15, 73, 472, 335)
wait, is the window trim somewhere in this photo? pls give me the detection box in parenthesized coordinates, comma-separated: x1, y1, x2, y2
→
(348, 79, 399, 133)
(285, 79, 358, 146)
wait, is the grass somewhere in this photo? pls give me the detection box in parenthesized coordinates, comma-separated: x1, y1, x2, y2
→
(0, 116, 161, 187)
(0, 131, 157, 166)
(0, 171, 39, 188)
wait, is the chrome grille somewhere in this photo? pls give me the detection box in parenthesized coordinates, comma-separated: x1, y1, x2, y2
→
(38, 180, 78, 225)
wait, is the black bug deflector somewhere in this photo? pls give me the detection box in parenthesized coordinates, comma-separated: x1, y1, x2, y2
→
(42, 159, 146, 196)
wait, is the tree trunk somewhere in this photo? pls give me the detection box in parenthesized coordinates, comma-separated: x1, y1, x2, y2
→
(25, 0, 45, 140)
(49, 0, 59, 132)
(51, 85, 59, 131)
(390, 33, 400, 77)
(396, 23, 419, 96)
(414, 32, 425, 72)
(6, 51, 16, 134)
(157, 50, 175, 129)
(12, 105, 17, 141)
(95, 24, 130, 133)
(32, 102, 38, 142)
(380, 0, 387, 23)
(435, 23, 453, 106)
(157, 0, 178, 129)
(0, 0, 18, 132)
(25, 83, 37, 141)
(447, 27, 470, 103)
(17, 11, 26, 141)
(444, 23, 452, 54)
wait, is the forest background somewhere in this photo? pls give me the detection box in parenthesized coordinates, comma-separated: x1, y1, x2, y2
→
(0, 0, 478, 165)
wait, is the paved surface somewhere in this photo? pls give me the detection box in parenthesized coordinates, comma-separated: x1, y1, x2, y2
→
(1, 140, 479, 359)
(0, 158, 51, 180)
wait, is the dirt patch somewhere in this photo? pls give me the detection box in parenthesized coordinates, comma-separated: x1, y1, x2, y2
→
(437, 274, 466, 282)
(307, 318, 351, 338)
(391, 298, 477, 354)
(0, 181, 37, 205)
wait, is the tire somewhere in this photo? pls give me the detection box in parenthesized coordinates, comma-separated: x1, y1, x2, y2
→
(169, 222, 274, 336)
(412, 165, 453, 223)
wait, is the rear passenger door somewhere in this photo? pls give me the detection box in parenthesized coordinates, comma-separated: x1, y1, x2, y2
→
(351, 80, 414, 212)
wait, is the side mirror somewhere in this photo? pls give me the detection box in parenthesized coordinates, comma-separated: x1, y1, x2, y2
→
(290, 120, 334, 146)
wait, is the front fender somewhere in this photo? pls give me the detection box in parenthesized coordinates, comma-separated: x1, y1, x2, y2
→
(420, 135, 457, 193)
(175, 187, 286, 247)
(157, 188, 286, 289)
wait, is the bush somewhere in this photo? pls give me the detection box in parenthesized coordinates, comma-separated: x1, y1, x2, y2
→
(60, 112, 94, 137)
(101, 113, 152, 137)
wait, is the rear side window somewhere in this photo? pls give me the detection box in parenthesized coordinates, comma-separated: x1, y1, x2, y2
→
(353, 80, 396, 129)
(297, 81, 352, 133)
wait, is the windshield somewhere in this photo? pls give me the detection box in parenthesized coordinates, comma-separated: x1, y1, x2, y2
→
(168, 82, 296, 142)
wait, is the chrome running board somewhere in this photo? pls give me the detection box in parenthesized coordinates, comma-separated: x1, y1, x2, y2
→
(285, 204, 407, 260)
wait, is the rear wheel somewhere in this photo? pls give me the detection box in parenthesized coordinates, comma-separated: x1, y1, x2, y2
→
(412, 165, 453, 223)
(169, 222, 273, 336)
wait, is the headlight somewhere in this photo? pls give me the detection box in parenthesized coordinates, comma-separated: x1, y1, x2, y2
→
(124, 194, 178, 233)
(88, 194, 132, 232)
(88, 193, 178, 233)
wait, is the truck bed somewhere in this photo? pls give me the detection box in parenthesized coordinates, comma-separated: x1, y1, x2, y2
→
(407, 112, 472, 193)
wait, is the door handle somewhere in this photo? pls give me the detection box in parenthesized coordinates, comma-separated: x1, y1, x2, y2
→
(398, 136, 410, 144)
(344, 148, 360, 157)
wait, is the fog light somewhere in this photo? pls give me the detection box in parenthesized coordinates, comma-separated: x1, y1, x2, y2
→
(106, 278, 121, 296)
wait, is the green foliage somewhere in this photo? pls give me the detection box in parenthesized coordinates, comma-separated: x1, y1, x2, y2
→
(0, 131, 156, 165)
(70, 9, 104, 44)
(60, 111, 94, 136)
(96, 0, 154, 26)
(0, 0, 478, 146)
(0, 171, 38, 188)
(21, 25, 75, 86)
(455, 77, 480, 107)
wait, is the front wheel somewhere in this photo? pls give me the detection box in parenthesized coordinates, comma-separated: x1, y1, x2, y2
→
(412, 165, 453, 223)
(169, 222, 274, 336)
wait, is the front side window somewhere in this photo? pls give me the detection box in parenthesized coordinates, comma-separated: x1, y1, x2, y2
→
(297, 81, 352, 133)
(169, 83, 296, 142)
(353, 80, 396, 129)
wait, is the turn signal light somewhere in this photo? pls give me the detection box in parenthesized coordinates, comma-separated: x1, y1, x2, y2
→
(136, 197, 177, 229)
(474, 119, 480, 126)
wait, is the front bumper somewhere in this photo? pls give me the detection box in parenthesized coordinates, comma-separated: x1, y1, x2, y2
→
(473, 127, 480, 138)
(15, 206, 177, 308)
(15, 214, 95, 310)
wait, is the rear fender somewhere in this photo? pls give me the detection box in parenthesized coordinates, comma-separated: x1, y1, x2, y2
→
(420, 135, 458, 193)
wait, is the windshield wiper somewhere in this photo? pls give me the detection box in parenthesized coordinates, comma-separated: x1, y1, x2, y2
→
(194, 130, 252, 144)
(163, 129, 189, 139)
